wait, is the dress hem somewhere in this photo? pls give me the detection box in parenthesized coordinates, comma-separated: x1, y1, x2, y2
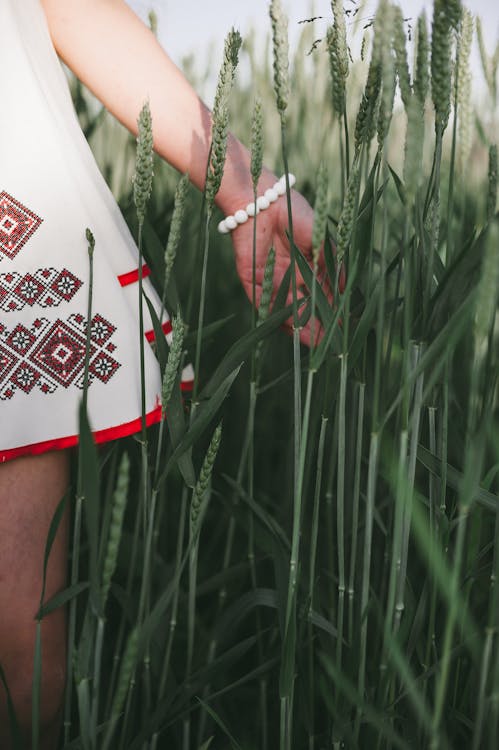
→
(0, 378, 194, 462)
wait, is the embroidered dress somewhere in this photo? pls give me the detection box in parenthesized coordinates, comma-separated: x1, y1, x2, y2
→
(0, 0, 193, 462)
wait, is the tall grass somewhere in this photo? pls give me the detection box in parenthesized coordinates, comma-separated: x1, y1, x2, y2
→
(20, 1, 499, 748)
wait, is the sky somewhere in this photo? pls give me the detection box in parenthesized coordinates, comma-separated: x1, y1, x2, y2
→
(128, 0, 499, 99)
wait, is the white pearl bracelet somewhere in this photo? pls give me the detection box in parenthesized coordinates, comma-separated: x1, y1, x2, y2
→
(217, 173, 296, 234)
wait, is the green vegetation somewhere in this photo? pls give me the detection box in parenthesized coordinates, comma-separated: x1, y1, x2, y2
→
(24, 0, 499, 747)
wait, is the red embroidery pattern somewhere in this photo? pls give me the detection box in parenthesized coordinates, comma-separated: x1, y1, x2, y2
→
(0, 192, 43, 261)
(0, 267, 82, 312)
(0, 314, 120, 400)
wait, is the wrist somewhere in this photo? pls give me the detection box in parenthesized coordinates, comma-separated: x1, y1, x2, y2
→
(217, 173, 296, 234)
(213, 134, 278, 216)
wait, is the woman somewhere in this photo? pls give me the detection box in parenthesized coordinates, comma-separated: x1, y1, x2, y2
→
(0, 0, 321, 746)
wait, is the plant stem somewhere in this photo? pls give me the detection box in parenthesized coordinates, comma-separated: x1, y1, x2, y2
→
(336, 354, 348, 676)
(348, 382, 365, 645)
(355, 432, 379, 742)
(193, 212, 212, 401)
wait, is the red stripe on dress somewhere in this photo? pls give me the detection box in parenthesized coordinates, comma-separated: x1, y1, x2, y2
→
(145, 320, 172, 343)
(1, 404, 163, 463)
(117, 264, 151, 286)
(2, 381, 195, 462)
(2, 380, 194, 463)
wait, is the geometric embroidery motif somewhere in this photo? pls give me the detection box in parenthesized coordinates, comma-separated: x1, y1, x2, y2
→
(0, 192, 43, 261)
(0, 313, 120, 400)
(0, 267, 83, 311)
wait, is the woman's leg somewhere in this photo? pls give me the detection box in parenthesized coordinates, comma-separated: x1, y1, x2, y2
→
(0, 451, 70, 750)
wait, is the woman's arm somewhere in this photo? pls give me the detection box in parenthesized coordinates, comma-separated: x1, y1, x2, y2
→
(40, 0, 263, 213)
(40, 0, 326, 343)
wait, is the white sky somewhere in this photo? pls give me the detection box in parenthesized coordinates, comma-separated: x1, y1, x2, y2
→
(128, 0, 499, 99)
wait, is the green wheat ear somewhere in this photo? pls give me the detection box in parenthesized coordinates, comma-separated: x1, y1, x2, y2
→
(85, 227, 95, 256)
(376, 0, 396, 147)
(205, 29, 242, 212)
(431, 0, 461, 136)
(257, 247, 276, 326)
(250, 96, 264, 192)
(393, 5, 411, 111)
(354, 18, 382, 154)
(212, 27, 242, 119)
(161, 314, 185, 414)
(190, 423, 223, 534)
(448, 0, 463, 30)
(269, 0, 289, 117)
(148, 10, 158, 36)
(456, 9, 474, 169)
(312, 162, 328, 267)
(133, 101, 154, 225)
(164, 173, 189, 290)
(414, 10, 429, 107)
(110, 627, 139, 719)
(327, 0, 349, 120)
(336, 162, 360, 266)
(255, 247, 276, 374)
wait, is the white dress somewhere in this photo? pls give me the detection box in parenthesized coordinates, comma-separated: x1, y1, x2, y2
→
(0, 0, 193, 461)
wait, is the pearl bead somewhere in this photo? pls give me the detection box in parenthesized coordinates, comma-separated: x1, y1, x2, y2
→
(217, 175, 297, 233)
(264, 188, 279, 202)
(278, 173, 296, 190)
(225, 215, 238, 230)
(246, 202, 260, 217)
(217, 220, 230, 234)
(234, 209, 249, 224)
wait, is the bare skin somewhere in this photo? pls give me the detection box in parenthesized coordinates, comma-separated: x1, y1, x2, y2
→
(0, 451, 69, 749)
(40, 0, 330, 344)
(1, 2, 333, 747)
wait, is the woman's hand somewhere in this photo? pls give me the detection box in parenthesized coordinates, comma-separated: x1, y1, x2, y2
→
(41, 0, 335, 346)
(221, 176, 333, 347)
